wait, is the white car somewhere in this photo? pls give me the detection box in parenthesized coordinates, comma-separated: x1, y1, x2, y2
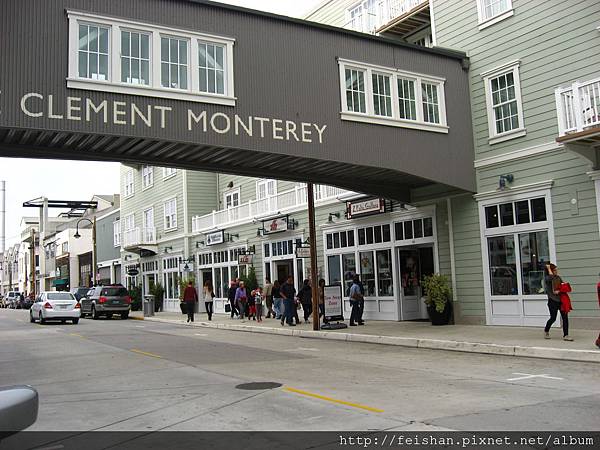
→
(30, 292, 80, 324)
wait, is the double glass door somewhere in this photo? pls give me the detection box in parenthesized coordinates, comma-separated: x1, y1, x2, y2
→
(398, 246, 434, 320)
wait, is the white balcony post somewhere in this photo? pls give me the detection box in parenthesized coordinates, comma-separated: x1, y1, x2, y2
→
(555, 88, 566, 136)
(572, 81, 584, 132)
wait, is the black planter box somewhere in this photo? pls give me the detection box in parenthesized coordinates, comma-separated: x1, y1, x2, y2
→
(427, 302, 452, 326)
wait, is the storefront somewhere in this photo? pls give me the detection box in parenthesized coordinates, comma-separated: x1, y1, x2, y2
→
(262, 235, 306, 291)
(323, 205, 438, 321)
(162, 255, 182, 312)
(141, 260, 159, 297)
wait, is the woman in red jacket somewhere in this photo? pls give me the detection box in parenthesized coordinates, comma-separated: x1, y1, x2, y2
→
(183, 281, 198, 323)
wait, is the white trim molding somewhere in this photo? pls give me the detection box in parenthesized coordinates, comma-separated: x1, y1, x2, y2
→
(474, 142, 564, 169)
(476, 0, 514, 30)
(474, 180, 554, 202)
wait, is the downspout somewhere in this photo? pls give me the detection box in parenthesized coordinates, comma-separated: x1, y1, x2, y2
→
(446, 198, 458, 303)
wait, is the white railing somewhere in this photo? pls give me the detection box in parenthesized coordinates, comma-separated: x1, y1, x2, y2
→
(556, 77, 600, 136)
(192, 185, 355, 233)
(122, 227, 156, 248)
(344, 0, 427, 34)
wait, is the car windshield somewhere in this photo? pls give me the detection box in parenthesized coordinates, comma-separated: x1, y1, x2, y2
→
(101, 287, 128, 296)
(47, 293, 75, 300)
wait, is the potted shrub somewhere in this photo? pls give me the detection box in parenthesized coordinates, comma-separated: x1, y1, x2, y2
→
(421, 273, 452, 326)
(149, 281, 164, 312)
(128, 285, 143, 312)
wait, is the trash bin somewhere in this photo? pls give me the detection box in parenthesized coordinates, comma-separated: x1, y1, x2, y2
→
(143, 295, 155, 317)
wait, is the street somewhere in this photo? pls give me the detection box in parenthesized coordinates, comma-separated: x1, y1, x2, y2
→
(1, 308, 599, 433)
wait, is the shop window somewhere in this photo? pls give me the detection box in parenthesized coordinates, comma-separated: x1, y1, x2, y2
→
(484, 197, 546, 229)
(342, 253, 356, 296)
(499, 203, 514, 226)
(264, 243, 270, 258)
(359, 251, 375, 296)
(519, 231, 549, 295)
(515, 200, 529, 224)
(414, 220, 423, 238)
(487, 235, 517, 295)
(328, 255, 342, 286)
(326, 230, 355, 250)
(376, 249, 393, 296)
(357, 225, 390, 246)
(531, 198, 547, 222)
(404, 221, 413, 240)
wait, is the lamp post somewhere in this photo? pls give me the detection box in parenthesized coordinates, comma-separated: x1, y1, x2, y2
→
(73, 217, 97, 287)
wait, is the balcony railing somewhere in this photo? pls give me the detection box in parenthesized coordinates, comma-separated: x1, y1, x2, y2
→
(122, 227, 156, 248)
(345, 0, 427, 34)
(556, 77, 600, 136)
(192, 185, 355, 233)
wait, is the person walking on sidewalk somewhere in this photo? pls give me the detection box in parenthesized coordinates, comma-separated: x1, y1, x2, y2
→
(264, 278, 274, 318)
(280, 275, 296, 326)
(349, 274, 364, 326)
(183, 281, 198, 323)
(252, 287, 264, 322)
(235, 281, 248, 320)
(203, 280, 214, 321)
(544, 263, 573, 341)
(298, 279, 313, 324)
(228, 279, 239, 319)
(272, 280, 282, 321)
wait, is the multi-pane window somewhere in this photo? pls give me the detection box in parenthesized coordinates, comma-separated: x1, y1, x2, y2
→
(198, 42, 225, 95)
(479, 0, 511, 22)
(163, 167, 177, 178)
(345, 69, 366, 114)
(164, 198, 177, 230)
(394, 218, 434, 241)
(485, 198, 547, 229)
(113, 220, 121, 247)
(490, 72, 518, 134)
(398, 78, 417, 120)
(161, 36, 188, 89)
(270, 239, 301, 257)
(422, 82, 440, 124)
(124, 170, 134, 197)
(121, 30, 150, 85)
(142, 165, 153, 189)
(372, 73, 392, 117)
(256, 179, 276, 200)
(326, 230, 355, 250)
(357, 225, 390, 246)
(78, 23, 109, 81)
(123, 214, 135, 231)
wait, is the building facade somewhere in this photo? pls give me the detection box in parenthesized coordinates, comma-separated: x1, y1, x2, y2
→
(306, 0, 600, 328)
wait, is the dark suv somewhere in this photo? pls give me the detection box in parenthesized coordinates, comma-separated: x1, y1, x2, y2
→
(80, 285, 131, 320)
(70, 286, 92, 302)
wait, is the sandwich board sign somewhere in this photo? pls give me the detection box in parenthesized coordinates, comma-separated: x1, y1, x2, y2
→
(322, 284, 347, 329)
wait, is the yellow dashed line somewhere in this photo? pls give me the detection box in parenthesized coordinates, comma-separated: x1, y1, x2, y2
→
(283, 386, 384, 413)
(130, 348, 162, 359)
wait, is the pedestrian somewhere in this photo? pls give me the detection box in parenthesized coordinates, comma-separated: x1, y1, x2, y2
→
(252, 287, 264, 322)
(247, 286, 256, 320)
(182, 280, 198, 323)
(348, 274, 364, 326)
(264, 277, 274, 318)
(298, 279, 313, 324)
(318, 278, 328, 324)
(544, 263, 573, 341)
(272, 280, 282, 321)
(596, 274, 600, 349)
(203, 280, 214, 321)
(357, 276, 366, 325)
(235, 281, 248, 320)
(280, 275, 297, 326)
(228, 279, 239, 319)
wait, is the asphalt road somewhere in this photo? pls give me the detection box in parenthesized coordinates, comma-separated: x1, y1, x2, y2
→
(1, 308, 599, 432)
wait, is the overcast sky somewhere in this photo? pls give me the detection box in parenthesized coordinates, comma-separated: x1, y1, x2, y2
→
(0, 0, 323, 248)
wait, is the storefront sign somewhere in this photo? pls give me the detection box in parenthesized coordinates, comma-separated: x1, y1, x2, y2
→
(346, 198, 386, 219)
(179, 262, 194, 273)
(295, 246, 311, 259)
(127, 268, 139, 276)
(205, 230, 225, 246)
(262, 216, 288, 235)
(238, 254, 254, 265)
(324, 285, 344, 321)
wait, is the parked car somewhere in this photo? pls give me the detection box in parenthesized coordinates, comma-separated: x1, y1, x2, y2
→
(80, 285, 131, 320)
(18, 295, 34, 310)
(5, 291, 21, 309)
(30, 291, 80, 324)
(70, 286, 92, 302)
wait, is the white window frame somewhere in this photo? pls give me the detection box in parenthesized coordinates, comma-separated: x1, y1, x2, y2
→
(120, 28, 152, 86)
(163, 197, 178, 231)
(338, 58, 448, 133)
(224, 188, 241, 209)
(124, 170, 134, 198)
(123, 213, 135, 232)
(256, 179, 277, 200)
(481, 60, 526, 144)
(163, 167, 177, 179)
(476, 0, 514, 30)
(141, 165, 154, 190)
(113, 220, 121, 247)
(67, 10, 236, 106)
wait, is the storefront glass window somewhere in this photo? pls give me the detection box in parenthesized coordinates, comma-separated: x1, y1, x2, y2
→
(382, 224, 391, 242)
(366, 227, 374, 244)
(499, 203, 514, 226)
(414, 220, 423, 238)
(399, 249, 420, 296)
(423, 218, 433, 237)
(342, 253, 356, 296)
(519, 231, 549, 295)
(515, 200, 529, 224)
(531, 198, 547, 222)
(358, 228, 366, 245)
(376, 249, 393, 296)
(264, 243, 270, 258)
(359, 251, 375, 296)
(394, 222, 404, 240)
(214, 268, 222, 298)
(326, 234, 333, 249)
(485, 205, 499, 228)
(328, 255, 342, 286)
(404, 221, 413, 239)
(487, 235, 517, 295)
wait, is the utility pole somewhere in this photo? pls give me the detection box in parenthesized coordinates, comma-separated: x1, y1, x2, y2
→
(307, 183, 320, 331)
(92, 216, 97, 286)
(30, 228, 36, 296)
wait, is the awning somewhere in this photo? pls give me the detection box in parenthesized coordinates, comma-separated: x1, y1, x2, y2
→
(52, 278, 69, 287)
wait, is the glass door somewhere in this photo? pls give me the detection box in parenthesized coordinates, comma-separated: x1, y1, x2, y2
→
(397, 247, 434, 320)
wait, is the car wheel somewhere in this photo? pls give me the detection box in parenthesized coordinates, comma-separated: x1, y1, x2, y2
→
(29, 311, 35, 323)
(121, 312, 129, 320)
(72, 318, 79, 325)
(91, 305, 99, 320)
(39, 312, 45, 325)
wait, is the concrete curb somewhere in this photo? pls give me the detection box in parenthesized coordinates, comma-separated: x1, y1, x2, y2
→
(143, 317, 600, 363)
(129, 315, 145, 321)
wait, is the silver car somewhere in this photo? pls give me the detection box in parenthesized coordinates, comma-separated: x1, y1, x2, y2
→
(30, 291, 81, 324)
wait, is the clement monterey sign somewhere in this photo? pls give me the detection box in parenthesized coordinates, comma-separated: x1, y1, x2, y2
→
(346, 198, 386, 219)
(18, 92, 328, 144)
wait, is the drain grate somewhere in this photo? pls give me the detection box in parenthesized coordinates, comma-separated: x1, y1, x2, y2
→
(235, 382, 282, 390)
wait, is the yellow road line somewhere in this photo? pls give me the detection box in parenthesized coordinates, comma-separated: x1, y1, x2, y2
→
(283, 387, 383, 413)
(69, 333, 86, 339)
(130, 348, 162, 359)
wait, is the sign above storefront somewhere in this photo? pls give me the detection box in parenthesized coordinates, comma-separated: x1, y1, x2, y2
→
(179, 262, 195, 273)
(238, 254, 254, 265)
(127, 268, 139, 276)
(346, 198, 386, 219)
(295, 246, 311, 259)
(262, 216, 289, 235)
(205, 230, 225, 246)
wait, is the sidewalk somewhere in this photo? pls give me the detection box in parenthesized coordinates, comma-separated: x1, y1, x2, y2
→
(130, 310, 600, 363)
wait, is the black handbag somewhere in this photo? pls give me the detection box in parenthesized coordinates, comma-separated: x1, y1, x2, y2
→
(180, 302, 187, 314)
(225, 303, 231, 313)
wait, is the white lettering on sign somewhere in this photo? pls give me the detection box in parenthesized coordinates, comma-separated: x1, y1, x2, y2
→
(347, 198, 385, 218)
(19, 92, 327, 145)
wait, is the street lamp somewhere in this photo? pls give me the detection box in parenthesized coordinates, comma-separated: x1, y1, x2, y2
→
(73, 217, 97, 287)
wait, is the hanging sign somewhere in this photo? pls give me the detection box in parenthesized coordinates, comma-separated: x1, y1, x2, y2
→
(238, 254, 254, 265)
(205, 230, 225, 246)
(179, 262, 195, 272)
(262, 216, 288, 235)
(324, 285, 344, 321)
(295, 246, 311, 259)
(346, 198, 386, 219)
(127, 268, 139, 276)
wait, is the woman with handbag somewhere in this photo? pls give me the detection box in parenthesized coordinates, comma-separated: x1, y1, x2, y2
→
(203, 280, 214, 321)
(544, 263, 573, 341)
(235, 281, 248, 321)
